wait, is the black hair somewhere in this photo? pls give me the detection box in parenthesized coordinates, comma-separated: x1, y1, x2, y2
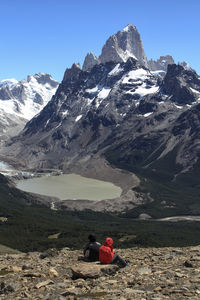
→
(88, 233, 96, 242)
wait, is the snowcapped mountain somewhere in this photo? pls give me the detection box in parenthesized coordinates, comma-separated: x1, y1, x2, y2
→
(82, 24, 185, 77)
(5, 57, 200, 171)
(2, 24, 200, 215)
(0, 73, 58, 143)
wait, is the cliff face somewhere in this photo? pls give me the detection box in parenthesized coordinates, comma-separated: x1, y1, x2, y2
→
(99, 24, 148, 67)
(83, 24, 148, 71)
(148, 55, 175, 72)
(0, 245, 200, 299)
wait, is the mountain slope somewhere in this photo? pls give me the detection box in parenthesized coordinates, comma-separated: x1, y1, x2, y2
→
(2, 24, 200, 216)
(0, 73, 58, 143)
(5, 60, 200, 170)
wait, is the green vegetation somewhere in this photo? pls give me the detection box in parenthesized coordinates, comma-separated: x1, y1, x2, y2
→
(1, 173, 200, 253)
(105, 142, 200, 218)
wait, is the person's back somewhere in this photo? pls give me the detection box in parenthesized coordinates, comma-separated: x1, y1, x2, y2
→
(99, 237, 114, 264)
(83, 234, 101, 262)
(99, 237, 127, 268)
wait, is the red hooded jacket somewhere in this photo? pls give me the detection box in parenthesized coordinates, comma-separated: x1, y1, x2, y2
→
(99, 237, 115, 264)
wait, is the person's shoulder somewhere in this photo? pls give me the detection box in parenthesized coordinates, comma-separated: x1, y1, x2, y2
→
(84, 242, 90, 248)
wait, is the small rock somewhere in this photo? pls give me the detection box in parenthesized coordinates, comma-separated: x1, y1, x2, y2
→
(172, 249, 184, 255)
(24, 272, 41, 278)
(56, 296, 66, 300)
(12, 266, 22, 272)
(74, 278, 86, 288)
(22, 265, 33, 270)
(40, 248, 59, 259)
(164, 254, 174, 260)
(107, 279, 118, 284)
(0, 282, 5, 290)
(48, 267, 59, 277)
(174, 272, 185, 278)
(125, 288, 145, 294)
(61, 287, 81, 296)
(35, 279, 54, 289)
(184, 260, 193, 268)
(154, 286, 162, 292)
(138, 213, 152, 220)
(4, 284, 15, 293)
(137, 266, 152, 275)
(22, 291, 32, 298)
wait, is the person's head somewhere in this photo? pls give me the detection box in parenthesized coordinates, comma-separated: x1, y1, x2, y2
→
(104, 237, 113, 247)
(88, 233, 96, 242)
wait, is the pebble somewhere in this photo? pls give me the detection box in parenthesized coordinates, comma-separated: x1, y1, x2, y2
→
(0, 247, 199, 299)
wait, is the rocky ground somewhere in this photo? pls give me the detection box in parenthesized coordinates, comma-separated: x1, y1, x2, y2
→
(1, 245, 200, 299)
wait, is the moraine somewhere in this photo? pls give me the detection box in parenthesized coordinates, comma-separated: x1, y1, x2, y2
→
(16, 173, 122, 201)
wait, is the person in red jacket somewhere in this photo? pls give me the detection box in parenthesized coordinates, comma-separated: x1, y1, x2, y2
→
(99, 237, 127, 268)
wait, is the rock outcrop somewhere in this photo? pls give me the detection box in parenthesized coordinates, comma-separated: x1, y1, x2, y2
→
(148, 55, 175, 72)
(82, 52, 99, 72)
(161, 64, 200, 104)
(99, 24, 148, 67)
(82, 24, 148, 71)
(1, 246, 200, 299)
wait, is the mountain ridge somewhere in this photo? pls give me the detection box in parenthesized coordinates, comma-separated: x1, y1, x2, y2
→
(0, 73, 59, 144)
(2, 24, 200, 216)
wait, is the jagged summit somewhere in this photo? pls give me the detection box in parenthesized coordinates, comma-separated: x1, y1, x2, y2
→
(82, 25, 193, 77)
(122, 24, 137, 32)
(63, 63, 82, 82)
(82, 52, 99, 72)
(99, 24, 148, 66)
(27, 73, 58, 88)
(148, 55, 175, 72)
(82, 24, 148, 71)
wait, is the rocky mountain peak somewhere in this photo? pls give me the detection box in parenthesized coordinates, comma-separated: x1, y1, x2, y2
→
(63, 63, 82, 83)
(148, 55, 175, 72)
(82, 24, 148, 72)
(161, 64, 200, 104)
(27, 73, 58, 88)
(0, 73, 59, 143)
(99, 24, 148, 67)
(121, 24, 137, 32)
(82, 52, 99, 72)
(178, 61, 193, 71)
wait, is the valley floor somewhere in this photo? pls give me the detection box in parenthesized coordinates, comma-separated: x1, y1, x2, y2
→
(0, 245, 200, 299)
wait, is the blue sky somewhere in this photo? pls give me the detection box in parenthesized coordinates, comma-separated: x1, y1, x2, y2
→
(1, 0, 200, 82)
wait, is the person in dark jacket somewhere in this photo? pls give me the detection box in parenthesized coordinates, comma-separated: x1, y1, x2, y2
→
(99, 237, 127, 268)
(81, 233, 101, 262)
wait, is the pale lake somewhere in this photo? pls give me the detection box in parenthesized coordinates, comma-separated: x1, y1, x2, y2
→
(16, 173, 122, 201)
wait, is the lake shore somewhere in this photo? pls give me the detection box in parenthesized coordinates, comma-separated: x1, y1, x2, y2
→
(1, 156, 145, 213)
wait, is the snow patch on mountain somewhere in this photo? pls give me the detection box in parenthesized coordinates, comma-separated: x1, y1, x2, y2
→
(75, 115, 82, 122)
(108, 64, 123, 76)
(0, 73, 58, 120)
(122, 68, 150, 83)
(0, 73, 59, 143)
(97, 87, 111, 99)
